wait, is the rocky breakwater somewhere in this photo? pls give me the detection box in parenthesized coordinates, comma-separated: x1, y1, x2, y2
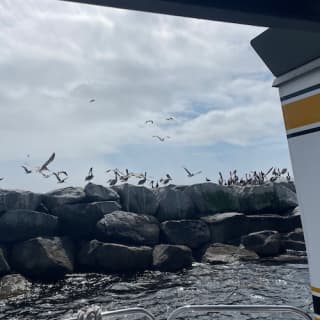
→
(0, 181, 306, 286)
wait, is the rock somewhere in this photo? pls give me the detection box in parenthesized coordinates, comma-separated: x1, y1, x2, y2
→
(113, 184, 159, 216)
(11, 237, 74, 280)
(155, 186, 195, 221)
(0, 274, 31, 299)
(78, 240, 152, 272)
(242, 230, 282, 257)
(53, 201, 121, 238)
(201, 212, 248, 243)
(0, 209, 59, 243)
(201, 243, 259, 264)
(282, 240, 306, 251)
(0, 189, 41, 213)
(286, 228, 305, 242)
(160, 220, 210, 249)
(42, 187, 86, 212)
(185, 183, 240, 215)
(84, 183, 120, 202)
(262, 254, 308, 264)
(275, 181, 296, 193)
(0, 246, 10, 276)
(96, 211, 160, 246)
(153, 244, 192, 271)
(273, 183, 298, 213)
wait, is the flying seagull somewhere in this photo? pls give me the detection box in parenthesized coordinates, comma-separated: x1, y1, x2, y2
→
(85, 167, 94, 182)
(145, 120, 154, 124)
(166, 117, 175, 121)
(152, 135, 165, 142)
(21, 165, 32, 174)
(0, 177, 4, 181)
(183, 167, 202, 177)
(53, 172, 68, 184)
(39, 152, 55, 173)
(89, 99, 95, 103)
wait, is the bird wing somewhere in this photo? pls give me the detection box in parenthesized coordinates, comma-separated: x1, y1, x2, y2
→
(194, 171, 202, 175)
(52, 172, 61, 182)
(58, 171, 68, 177)
(21, 165, 30, 173)
(40, 152, 55, 171)
(166, 173, 172, 179)
(183, 167, 192, 175)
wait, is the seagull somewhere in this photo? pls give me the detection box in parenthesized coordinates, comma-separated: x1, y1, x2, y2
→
(166, 117, 175, 121)
(52, 172, 68, 184)
(0, 177, 4, 181)
(89, 99, 95, 103)
(183, 167, 202, 177)
(205, 177, 211, 182)
(85, 167, 94, 182)
(160, 173, 172, 185)
(138, 172, 147, 185)
(149, 180, 154, 188)
(145, 120, 154, 124)
(108, 171, 119, 186)
(21, 165, 32, 174)
(152, 135, 165, 142)
(156, 181, 159, 188)
(39, 152, 55, 173)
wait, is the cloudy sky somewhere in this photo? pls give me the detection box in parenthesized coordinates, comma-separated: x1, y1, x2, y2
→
(0, 0, 291, 192)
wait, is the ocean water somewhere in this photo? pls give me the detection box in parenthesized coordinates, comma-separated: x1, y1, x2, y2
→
(0, 262, 312, 320)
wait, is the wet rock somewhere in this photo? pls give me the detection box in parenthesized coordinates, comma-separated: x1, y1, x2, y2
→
(114, 184, 159, 216)
(242, 230, 282, 257)
(11, 237, 74, 280)
(286, 228, 305, 242)
(201, 212, 248, 243)
(201, 243, 259, 264)
(96, 211, 159, 246)
(0, 274, 31, 299)
(262, 254, 308, 264)
(84, 183, 120, 202)
(78, 240, 152, 272)
(160, 220, 210, 249)
(185, 183, 240, 215)
(53, 201, 121, 238)
(282, 240, 306, 251)
(0, 209, 58, 243)
(0, 189, 41, 213)
(0, 246, 10, 276)
(155, 186, 195, 221)
(43, 187, 86, 212)
(153, 244, 192, 271)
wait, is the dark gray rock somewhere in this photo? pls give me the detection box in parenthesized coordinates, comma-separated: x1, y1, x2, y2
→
(0, 209, 58, 243)
(262, 254, 307, 264)
(0, 189, 41, 213)
(53, 201, 121, 238)
(84, 183, 120, 202)
(201, 243, 259, 264)
(274, 183, 298, 213)
(43, 187, 86, 212)
(286, 228, 305, 242)
(96, 211, 159, 246)
(0, 274, 31, 299)
(78, 240, 152, 272)
(160, 220, 210, 249)
(201, 212, 248, 243)
(282, 240, 306, 251)
(242, 230, 282, 257)
(0, 246, 10, 276)
(155, 186, 195, 221)
(11, 237, 74, 280)
(113, 184, 159, 216)
(153, 244, 192, 271)
(185, 183, 240, 215)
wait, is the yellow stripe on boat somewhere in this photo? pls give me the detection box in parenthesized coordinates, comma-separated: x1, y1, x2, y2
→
(282, 93, 320, 130)
(312, 286, 320, 294)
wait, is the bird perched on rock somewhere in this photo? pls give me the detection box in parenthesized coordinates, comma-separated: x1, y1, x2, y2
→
(108, 171, 119, 186)
(183, 167, 202, 177)
(138, 172, 147, 185)
(160, 174, 172, 185)
(85, 167, 94, 181)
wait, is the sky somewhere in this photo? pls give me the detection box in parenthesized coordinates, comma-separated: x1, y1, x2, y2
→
(0, 0, 292, 192)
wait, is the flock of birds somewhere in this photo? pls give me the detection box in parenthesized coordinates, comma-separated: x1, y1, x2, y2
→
(145, 117, 175, 142)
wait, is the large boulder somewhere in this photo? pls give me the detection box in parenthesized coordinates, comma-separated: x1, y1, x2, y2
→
(84, 183, 120, 202)
(185, 183, 240, 215)
(42, 187, 86, 212)
(0, 189, 41, 213)
(242, 230, 282, 257)
(96, 211, 160, 246)
(0, 274, 31, 299)
(201, 243, 259, 264)
(160, 220, 210, 249)
(53, 201, 121, 238)
(201, 212, 248, 243)
(237, 183, 297, 214)
(11, 237, 74, 280)
(286, 228, 305, 242)
(78, 240, 152, 272)
(153, 244, 192, 271)
(155, 186, 195, 221)
(0, 209, 58, 243)
(113, 184, 159, 216)
(0, 246, 10, 276)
